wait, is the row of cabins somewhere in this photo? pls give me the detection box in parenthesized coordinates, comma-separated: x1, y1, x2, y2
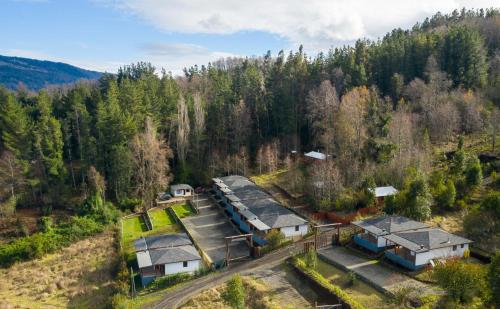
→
(135, 233, 202, 286)
(212, 175, 309, 245)
(352, 215, 472, 270)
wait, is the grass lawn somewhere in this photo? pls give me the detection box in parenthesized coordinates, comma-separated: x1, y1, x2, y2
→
(149, 208, 175, 226)
(172, 203, 194, 218)
(250, 168, 287, 187)
(122, 215, 148, 244)
(314, 259, 394, 309)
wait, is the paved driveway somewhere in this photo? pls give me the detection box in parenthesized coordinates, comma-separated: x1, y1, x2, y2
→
(181, 193, 250, 265)
(318, 246, 440, 297)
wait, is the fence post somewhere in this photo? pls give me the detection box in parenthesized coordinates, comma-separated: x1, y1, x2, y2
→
(130, 266, 136, 298)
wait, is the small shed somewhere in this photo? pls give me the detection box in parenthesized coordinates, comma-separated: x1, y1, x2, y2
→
(170, 184, 194, 197)
(304, 151, 327, 161)
(370, 186, 398, 205)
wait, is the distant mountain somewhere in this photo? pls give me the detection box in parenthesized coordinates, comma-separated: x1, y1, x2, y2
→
(0, 55, 103, 91)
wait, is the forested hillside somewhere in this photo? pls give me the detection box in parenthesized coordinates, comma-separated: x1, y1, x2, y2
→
(0, 8, 498, 219)
(0, 55, 102, 91)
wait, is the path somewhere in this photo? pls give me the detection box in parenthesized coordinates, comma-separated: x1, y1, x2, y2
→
(318, 246, 440, 297)
(150, 240, 304, 309)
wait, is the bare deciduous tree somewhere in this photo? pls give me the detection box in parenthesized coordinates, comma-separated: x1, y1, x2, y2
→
(0, 151, 26, 200)
(306, 80, 339, 152)
(131, 118, 172, 210)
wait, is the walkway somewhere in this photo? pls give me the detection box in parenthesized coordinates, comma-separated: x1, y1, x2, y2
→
(318, 246, 440, 297)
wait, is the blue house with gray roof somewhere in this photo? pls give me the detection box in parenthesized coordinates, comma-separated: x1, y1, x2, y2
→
(212, 175, 308, 245)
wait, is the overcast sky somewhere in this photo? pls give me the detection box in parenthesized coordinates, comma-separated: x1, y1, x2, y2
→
(0, 0, 497, 74)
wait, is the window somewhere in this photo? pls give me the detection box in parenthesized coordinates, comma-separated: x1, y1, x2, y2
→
(295, 225, 299, 232)
(183, 261, 188, 267)
(452, 245, 457, 251)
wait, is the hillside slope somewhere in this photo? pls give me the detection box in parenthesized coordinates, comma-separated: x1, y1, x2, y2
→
(0, 55, 102, 91)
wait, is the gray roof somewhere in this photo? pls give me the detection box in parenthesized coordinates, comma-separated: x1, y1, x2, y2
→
(218, 175, 308, 229)
(149, 245, 201, 265)
(226, 194, 240, 202)
(170, 184, 193, 191)
(383, 228, 473, 253)
(352, 215, 428, 236)
(304, 151, 327, 160)
(370, 186, 398, 197)
(134, 233, 201, 268)
(134, 233, 192, 252)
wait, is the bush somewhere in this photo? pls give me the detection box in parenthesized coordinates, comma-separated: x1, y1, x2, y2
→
(148, 272, 191, 290)
(266, 230, 285, 250)
(489, 251, 500, 308)
(292, 258, 365, 309)
(118, 198, 142, 213)
(304, 250, 317, 269)
(76, 192, 119, 224)
(433, 259, 487, 304)
(37, 216, 53, 232)
(0, 215, 104, 267)
(223, 274, 245, 309)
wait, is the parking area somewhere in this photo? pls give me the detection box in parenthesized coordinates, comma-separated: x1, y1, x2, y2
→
(180, 193, 250, 266)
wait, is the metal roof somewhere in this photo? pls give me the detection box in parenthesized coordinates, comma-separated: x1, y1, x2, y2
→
(383, 228, 473, 253)
(170, 184, 194, 191)
(226, 194, 240, 202)
(352, 215, 428, 236)
(370, 186, 398, 197)
(304, 151, 327, 160)
(212, 178, 222, 183)
(240, 208, 257, 220)
(136, 250, 152, 268)
(232, 201, 247, 211)
(248, 218, 270, 231)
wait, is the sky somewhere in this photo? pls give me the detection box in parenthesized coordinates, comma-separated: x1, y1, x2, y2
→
(0, 0, 498, 75)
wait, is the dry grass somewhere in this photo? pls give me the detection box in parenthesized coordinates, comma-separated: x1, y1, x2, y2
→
(426, 212, 465, 234)
(181, 276, 281, 309)
(0, 229, 117, 309)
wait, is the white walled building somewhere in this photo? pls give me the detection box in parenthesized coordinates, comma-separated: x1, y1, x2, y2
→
(134, 233, 202, 286)
(382, 228, 472, 270)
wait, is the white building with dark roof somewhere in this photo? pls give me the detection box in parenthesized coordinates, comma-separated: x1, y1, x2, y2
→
(170, 184, 194, 197)
(383, 228, 473, 270)
(134, 233, 202, 286)
(212, 175, 308, 245)
(351, 215, 429, 252)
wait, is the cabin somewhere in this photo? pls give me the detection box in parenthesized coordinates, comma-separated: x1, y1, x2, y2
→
(370, 186, 398, 206)
(351, 215, 428, 252)
(212, 175, 308, 245)
(134, 233, 202, 286)
(170, 184, 194, 197)
(382, 228, 472, 270)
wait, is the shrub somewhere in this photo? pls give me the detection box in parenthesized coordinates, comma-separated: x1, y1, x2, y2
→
(304, 250, 317, 269)
(489, 251, 500, 308)
(223, 274, 245, 309)
(37, 216, 53, 232)
(433, 259, 487, 304)
(347, 271, 357, 287)
(148, 272, 191, 290)
(292, 258, 365, 309)
(0, 215, 104, 267)
(266, 230, 285, 250)
(465, 155, 482, 189)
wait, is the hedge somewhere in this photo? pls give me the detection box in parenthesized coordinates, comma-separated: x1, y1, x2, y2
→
(292, 258, 366, 309)
(0, 216, 105, 267)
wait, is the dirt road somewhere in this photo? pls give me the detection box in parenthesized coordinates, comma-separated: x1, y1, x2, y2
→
(150, 241, 304, 309)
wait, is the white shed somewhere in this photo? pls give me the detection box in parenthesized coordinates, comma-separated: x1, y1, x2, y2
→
(170, 184, 194, 197)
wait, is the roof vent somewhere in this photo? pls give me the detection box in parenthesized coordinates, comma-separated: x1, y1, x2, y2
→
(420, 244, 424, 249)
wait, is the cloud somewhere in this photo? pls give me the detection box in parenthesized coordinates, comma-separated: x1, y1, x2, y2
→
(102, 0, 499, 51)
(139, 43, 237, 75)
